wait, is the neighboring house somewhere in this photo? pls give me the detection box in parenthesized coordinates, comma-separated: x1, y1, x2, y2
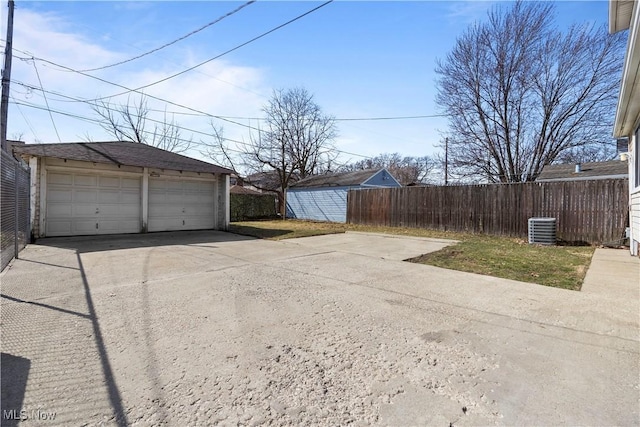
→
(609, 0, 640, 256)
(244, 171, 283, 193)
(536, 161, 629, 182)
(12, 141, 233, 238)
(230, 185, 264, 195)
(286, 169, 401, 223)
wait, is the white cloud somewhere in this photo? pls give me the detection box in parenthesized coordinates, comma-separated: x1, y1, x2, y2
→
(7, 7, 268, 154)
(446, 1, 495, 25)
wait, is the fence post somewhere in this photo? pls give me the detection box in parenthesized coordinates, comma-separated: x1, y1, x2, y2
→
(14, 159, 18, 259)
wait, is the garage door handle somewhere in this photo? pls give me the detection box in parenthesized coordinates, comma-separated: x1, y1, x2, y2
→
(96, 208, 100, 214)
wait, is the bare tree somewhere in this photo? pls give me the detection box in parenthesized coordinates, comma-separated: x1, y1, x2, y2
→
(435, 1, 625, 183)
(92, 94, 191, 153)
(236, 87, 337, 215)
(340, 153, 437, 185)
(200, 124, 237, 170)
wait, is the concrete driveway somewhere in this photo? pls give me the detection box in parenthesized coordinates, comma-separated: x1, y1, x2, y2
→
(1, 231, 638, 426)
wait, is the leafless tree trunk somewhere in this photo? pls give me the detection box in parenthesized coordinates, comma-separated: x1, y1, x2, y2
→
(92, 94, 191, 153)
(435, 1, 625, 182)
(207, 88, 337, 216)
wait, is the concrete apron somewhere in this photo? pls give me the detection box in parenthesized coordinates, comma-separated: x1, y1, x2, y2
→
(1, 231, 638, 426)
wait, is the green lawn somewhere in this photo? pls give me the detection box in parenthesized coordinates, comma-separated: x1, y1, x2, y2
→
(229, 220, 594, 290)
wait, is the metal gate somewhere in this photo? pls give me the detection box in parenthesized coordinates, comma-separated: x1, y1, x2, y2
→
(1, 149, 30, 271)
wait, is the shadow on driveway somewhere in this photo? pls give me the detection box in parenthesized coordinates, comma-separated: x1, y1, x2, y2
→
(0, 353, 30, 427)
(34, 230, 256, 253)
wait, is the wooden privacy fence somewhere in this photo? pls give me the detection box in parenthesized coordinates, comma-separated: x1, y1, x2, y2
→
(347, 179, 629, 245)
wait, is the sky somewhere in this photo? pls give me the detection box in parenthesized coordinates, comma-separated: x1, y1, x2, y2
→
(0, 0, 612, 171)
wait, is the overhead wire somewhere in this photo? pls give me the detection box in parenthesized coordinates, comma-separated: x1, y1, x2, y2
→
(9, 94, 41, 141)
(9, 0, 334, 131)
(84, 0, 334, 101)
(9, 98, 249, 156)
(10, 85, 373, 160)
(27, 58, 62, 142)
(76, 1, 256, 72)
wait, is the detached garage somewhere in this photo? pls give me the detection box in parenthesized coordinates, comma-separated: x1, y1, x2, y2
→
(12, 141, 232, 238)
(286, 168, 401, 223)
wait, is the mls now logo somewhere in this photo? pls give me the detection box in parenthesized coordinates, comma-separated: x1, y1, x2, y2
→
(2, 409, 28, 421)
(3, 408, 57, 421)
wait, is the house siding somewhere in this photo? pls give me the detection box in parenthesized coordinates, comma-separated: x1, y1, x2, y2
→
(287, 186, 354, 223)
(630, 129, 640, 255)
(362, 169, 401, 187)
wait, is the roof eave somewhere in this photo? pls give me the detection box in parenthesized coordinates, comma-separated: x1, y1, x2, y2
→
(613, 1, 640, 137)
(609, 0, 633, 33)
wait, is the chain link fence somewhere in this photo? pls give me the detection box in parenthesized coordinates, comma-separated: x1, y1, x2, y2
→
(1, 149, 30, 271)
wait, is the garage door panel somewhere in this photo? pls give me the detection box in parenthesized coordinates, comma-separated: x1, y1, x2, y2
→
(74, 175, 97, 187)
(74, 189, 98, 203)
(121, 191, 141, 203)
(185, 205, 214, 215)
(166, 181, 183, 190)
(99, 176, 120, 188)
(47, 204, 72, 217)
(48, 173, 73, 185)
(185, 218, 213, 229)
(122, 178, 140, 189)
(98, 190, 120, 203)
(97, 220, 140, 234)
(182, 193, 203, 204)
(148, 177, 216, 232)
(72, 204, 98, 217)
(46, 171, 141, 237)
(149, 205, 183, 217)
(46, 220, 72, 236)
(47, 188, 73, 202)
(73, 220, 99, 234)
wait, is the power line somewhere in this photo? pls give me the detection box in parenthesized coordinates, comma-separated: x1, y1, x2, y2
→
(336, 114, 448, 121)
(10, 90, 373, 159)
(8, 2, 336, 131)
(87, 0, 334, 101)
(9, 94, 40, 141)
(14, 51, 263, 131)
(76, 1, 256, 73)
(29, 58, 61, 142)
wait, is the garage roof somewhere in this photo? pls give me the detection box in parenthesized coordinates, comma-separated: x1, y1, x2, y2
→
(12, 141, 233, 174)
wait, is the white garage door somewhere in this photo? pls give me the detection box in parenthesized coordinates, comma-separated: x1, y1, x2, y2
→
(46, 172, 141, 237)
(148, 178, 215, 232)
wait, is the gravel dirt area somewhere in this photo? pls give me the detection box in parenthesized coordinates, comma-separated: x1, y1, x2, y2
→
(1, 231, 638, 426)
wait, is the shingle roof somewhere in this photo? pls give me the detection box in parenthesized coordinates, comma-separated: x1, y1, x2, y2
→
(12, 141, 233, 174)
(289, 169, 387, 188)
(536, 160, 628, 181)
(230, 185, 266, 195)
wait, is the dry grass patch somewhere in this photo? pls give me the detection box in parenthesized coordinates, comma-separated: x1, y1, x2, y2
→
(229, 220, 595, 290)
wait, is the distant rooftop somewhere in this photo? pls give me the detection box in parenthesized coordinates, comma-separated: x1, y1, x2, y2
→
(537, 160, 628, 182)
(290, 169, 395, 188)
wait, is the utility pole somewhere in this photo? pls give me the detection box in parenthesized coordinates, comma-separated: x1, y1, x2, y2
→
(1, 0, 15, 152)
(444, 137, 448, 185)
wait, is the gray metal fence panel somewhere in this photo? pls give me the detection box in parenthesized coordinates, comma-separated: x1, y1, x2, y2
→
(1, 149, 30, 271)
